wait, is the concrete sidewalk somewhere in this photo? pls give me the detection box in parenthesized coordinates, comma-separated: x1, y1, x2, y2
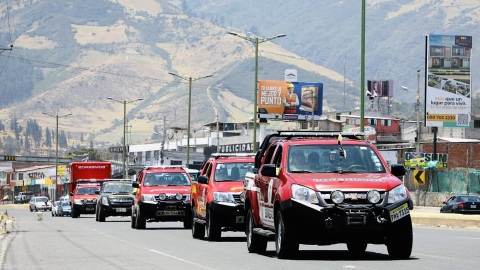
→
(0, 204, 479, 229)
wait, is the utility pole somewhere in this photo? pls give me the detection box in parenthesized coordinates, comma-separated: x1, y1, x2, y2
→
(161, 116, 166, 165)
(216, 115, 219, 151)
(416, 70, 421, 153)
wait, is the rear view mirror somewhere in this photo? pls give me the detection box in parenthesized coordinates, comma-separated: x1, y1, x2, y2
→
(260, 164, 276, 177)
(390, 164, 406, 177)
(132, 182, 140, 188)
(95, 190, 100, 195)
(69, 192, 73, 196)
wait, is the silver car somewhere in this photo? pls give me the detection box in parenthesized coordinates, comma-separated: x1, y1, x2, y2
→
(58, 201, 71, 216)
(29, 197, 52, 212)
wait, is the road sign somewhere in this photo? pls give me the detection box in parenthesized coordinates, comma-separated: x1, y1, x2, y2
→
(413, 170, 425, 185)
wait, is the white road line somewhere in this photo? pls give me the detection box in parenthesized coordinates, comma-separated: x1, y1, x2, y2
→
(147, 249, 214, 270)
(413, 253, 459, 261)
(458, 237, 480, 240)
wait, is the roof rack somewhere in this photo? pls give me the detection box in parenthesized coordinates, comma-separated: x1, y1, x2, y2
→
(103, 179, 131, 182)
(211, 153, 256, 159)
(76, 181, 102, 186)
(144, 165, 186, 170)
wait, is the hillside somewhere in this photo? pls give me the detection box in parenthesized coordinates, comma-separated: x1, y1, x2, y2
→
(0, 0, 478, 149)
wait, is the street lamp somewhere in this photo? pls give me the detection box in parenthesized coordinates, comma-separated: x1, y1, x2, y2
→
(107, 97, 143, 178)
(43, 112, 72, 200)
(228, 32, 286, 152)
(169, 72, 213, 168)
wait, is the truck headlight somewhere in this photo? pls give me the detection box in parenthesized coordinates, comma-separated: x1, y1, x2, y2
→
(141, 194, 156, 202)
(102, 197, 109, 206)
(331, 190, 344, 204)
(367, 190, 381, 204)
(74, 199, 84, 205)
(175, 193, 183, 200)
(388, 184, 407, 204)
(213, 192, 235, 203)
(292, 184, 319, 204)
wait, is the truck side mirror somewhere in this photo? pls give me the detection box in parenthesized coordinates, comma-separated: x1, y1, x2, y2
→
(69, 192, 73, 197)
(260, 164, 276, 177)
(95, 190, 100, 195)
(390, 164, 406, 177)
(132, 182, 140, 188)
(197, 176, 208, 185)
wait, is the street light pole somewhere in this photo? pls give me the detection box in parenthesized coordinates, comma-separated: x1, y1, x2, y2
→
(107, 97, 143, 178)
(228, 32, 286, 152)
(43, 112, 72, 200)
(416, 70, 421, 153)
(360, 0, 366, 133)
(169, 72, 213, 168)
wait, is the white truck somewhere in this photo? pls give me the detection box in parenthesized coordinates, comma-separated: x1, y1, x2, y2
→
(14, 191, 34, 204)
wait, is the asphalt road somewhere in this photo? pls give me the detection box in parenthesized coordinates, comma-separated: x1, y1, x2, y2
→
(1, 207, 479, 270)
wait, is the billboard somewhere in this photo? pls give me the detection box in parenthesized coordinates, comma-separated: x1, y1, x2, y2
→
(426, 34, 472, 127)
(367, 80, 393, 97)
(258, 81, 323, 116)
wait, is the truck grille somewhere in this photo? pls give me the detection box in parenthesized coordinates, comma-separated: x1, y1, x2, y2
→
(154, 194, 187, 202)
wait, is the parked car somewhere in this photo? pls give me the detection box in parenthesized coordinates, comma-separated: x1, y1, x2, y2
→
(14, 191, 34, 204)
(52, 201, 61, 217)
(58, 201, 71, 216)
(440, 195, 480, 214)
(29, 197, 52, 212)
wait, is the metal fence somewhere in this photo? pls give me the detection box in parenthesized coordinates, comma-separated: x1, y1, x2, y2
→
(404, 167, 480, 194)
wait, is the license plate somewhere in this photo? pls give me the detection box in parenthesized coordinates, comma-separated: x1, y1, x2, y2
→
(157, 210, 185, 216)
(116, 208, 127, 212)
(471, 205, 477, 209)
(86, 208, 95, 211)
(389, 203, 410, 223)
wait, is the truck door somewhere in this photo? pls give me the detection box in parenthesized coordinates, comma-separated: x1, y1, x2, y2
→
(197, 161, 212, 219)
(258, 144, 279, 228)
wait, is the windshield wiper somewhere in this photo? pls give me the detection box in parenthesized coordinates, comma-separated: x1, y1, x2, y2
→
(290, 170, 313, 173)
(325, 170, 357, 174)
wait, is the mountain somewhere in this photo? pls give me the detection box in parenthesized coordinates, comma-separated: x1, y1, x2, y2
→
(0, 0, 478, 148)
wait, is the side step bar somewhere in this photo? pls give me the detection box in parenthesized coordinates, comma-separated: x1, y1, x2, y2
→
(253, 228, 275, 240)
(193, 217, 206, 225)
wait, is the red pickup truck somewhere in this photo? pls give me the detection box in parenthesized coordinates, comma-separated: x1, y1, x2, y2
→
(244, 131, 413, 259)
(190, 153, 255, 241)
(70, 181, 102, 218)
(131, 166, 192, 229)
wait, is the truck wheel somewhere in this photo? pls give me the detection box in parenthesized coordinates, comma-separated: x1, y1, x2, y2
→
(131, 209, 136, 229)
(183, 212, 192, 229)
(35, 207, 38, 212)
(71, 208, 78, 218)
(30, 206, 33, 212)
(135, 206, 146, 229)
(206, 208, 221, 241)
(347, 241, 368, 257)
(98, 209, 106, 222)
(95, 207, 99, 221)
(386, 215, 413, 260)
(275, 209, 299, 259)
(191, 207, 205, 239)
(246, 208, 267, 254)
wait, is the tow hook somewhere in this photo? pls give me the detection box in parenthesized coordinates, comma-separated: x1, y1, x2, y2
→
(325, 217, 333, 228)
(376, 216, 387, 224)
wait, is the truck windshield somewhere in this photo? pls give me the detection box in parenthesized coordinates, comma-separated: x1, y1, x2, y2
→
(76, 187, 100, 195)
(287, 145, 386, 173)
(103, 183, 133, 194)
(214, 162, 254, 182)
(143, 173, 191, 187)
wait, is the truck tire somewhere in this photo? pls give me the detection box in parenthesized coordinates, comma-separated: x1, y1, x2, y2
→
(30, 206, 33, 212)
(135, 206, 146, 229)
(275, 209, 299, 259)
(95, 207, 99, 221)
(246, 208, 267, 254)
(206, 208, 221, 241)
(191, 207, 205, 239)
(71, 207, 79, 218)
(98, 209, 106, 222)
(183, 212, 192, 229)
(386, 215, 413, 260)
(131, 209, 136, 229)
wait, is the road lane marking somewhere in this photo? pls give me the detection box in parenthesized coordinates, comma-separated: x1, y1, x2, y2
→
(147, 249, 214, 270)
(459, 237, 480, 240)
(413, 253, 459, 260)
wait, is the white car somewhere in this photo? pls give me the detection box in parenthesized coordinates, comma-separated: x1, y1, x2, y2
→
(29, 197, 52, 212)
(52, 201, 61, 216)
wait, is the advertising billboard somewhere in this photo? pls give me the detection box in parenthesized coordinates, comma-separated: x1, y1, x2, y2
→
(426, 34, 472, 127)
(258, 81, 323, 117)
(367, 80, 393, 97)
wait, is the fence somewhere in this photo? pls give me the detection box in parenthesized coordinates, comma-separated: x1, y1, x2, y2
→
(404, 167, 480, 194)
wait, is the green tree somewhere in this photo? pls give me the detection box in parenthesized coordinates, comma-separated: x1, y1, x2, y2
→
(80, 132, 84, 142)
(45, 127, 52, 147)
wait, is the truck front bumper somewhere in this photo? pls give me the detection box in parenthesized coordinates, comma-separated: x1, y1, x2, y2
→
(139, 201, 191, 222)
(279, 198, 412, 245)
(73, 203, 96, 214)
(100, 203, 133, 217)
(209, 201, 245, 230)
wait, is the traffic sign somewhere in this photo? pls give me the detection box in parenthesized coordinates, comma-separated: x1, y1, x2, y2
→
(413, 170, 425, 185)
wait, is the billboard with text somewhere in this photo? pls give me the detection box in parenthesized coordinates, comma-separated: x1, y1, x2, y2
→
(258, 81, 323, 116)
(426, 34, 472, 127)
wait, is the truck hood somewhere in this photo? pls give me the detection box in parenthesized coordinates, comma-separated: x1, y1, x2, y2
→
(211, 181, 244, 193)
(288, 172, 403, 191)
(142, 186, 191, 195)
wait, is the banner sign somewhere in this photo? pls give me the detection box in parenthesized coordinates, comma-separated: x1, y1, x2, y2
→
(258, 81, 323, 116)
(218, 143, 260, 153)
(426, 34, 472, 127)
(404, 152, 448, 168)
(342, 125, 376, 143)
